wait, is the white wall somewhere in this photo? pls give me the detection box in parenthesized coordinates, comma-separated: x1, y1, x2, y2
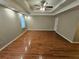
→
(55, 7, 79, 42)
(25, 15, 55, 31)
(0, 5, 23, 49)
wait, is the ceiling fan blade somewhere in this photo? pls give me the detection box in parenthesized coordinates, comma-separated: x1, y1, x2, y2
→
(46, 6, 53, 8)
(34, 5, 40, 7)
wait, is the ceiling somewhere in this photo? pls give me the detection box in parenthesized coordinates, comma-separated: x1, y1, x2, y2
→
(0, 0, 78, 15)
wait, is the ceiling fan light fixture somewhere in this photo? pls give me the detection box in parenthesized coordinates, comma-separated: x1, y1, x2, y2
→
(43, 2, 47, 6)
(40, 7, 45, 11)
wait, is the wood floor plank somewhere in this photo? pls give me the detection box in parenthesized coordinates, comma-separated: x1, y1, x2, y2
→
(0, 31, 79, 59)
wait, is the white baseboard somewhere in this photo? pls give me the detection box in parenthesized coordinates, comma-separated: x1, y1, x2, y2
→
(55, 31, 79, 44)
(55, 31, 73, 43)
(71, 42, 79, 44)
(27, 29, 54, 31)
(0, 30, 27, 51)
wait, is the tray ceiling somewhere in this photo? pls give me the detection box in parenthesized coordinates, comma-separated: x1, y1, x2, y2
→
(0, 0, 77, 15)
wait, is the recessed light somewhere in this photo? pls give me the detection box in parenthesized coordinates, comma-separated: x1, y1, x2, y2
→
(28, 16, 31, 19)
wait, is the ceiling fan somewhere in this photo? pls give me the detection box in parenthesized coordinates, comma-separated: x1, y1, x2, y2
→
(33, 0, 53, 11)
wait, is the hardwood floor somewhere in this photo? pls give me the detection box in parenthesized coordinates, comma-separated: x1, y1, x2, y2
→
(0, 31, 79, 59)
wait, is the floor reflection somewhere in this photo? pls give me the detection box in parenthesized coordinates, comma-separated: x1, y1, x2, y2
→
(0, 31, 79, 59)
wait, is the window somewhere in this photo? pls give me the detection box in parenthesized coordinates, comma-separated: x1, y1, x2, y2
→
(19, 14, 26, 29)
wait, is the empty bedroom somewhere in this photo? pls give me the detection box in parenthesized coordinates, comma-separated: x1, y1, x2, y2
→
(0, 0, 79, 59)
